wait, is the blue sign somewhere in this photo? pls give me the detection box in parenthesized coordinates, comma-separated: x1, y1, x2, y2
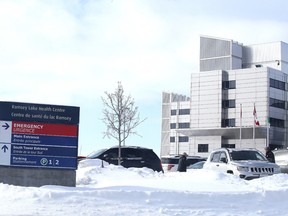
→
(0, 101, 79, 124)
(11, 144, 77, 157)
(12, 134, 78, 147)
(0, 101, 80, 170)
(10, 155, 77, 169)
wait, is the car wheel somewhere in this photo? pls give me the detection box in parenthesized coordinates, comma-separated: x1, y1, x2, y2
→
(227, 170, 234, 174)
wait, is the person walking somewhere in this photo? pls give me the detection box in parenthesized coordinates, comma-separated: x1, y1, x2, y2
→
(265, 147, 275, 163)
(177, 152, 188, 172)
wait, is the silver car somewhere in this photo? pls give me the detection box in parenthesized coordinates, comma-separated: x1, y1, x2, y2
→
(273, 149, 288, 173)
(161, 155, 206, 172)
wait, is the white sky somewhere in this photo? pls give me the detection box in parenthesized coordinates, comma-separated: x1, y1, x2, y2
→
(1, 159, 288, 215)
(1, 0, 288, 155)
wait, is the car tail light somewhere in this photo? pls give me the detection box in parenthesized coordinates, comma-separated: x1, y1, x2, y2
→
(168, 164, 174, 171)
(160, 162, 163, 172)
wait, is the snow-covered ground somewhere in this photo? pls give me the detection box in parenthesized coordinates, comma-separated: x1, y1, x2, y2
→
(1, 159, 288, 216)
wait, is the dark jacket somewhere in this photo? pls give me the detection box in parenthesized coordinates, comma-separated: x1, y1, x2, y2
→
(266, 150, 275, 163)
(177, 155, 187, 172)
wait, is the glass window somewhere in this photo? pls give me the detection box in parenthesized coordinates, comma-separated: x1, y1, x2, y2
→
(170, 136, 175, 142)
(270, 98, 285, 109)
(270, 78, 285, 90)
(230, 150, 266, 161)
(198, 144, 208, 153)
(171, 110, 177, 116)
(222, 80, 236, 89)
(170, 123, 176, 129)
(270, 117, 284, 128)
(178, 122, 190, 128)
(179, 109, 190, 115)
(219, 152, 227, 162)
(211, 152, 220, 162)
(122, 148, 142, 158)
(229, 80, 236, 89)
(178, 136, 189, 142)
(222, 100, 235, 108)
(221, 144, 235, 148)
(221, 119, 235, 127)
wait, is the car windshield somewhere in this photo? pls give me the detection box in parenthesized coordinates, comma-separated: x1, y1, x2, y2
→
(87, 149, 107, 158)
(230, 150, 266, 161)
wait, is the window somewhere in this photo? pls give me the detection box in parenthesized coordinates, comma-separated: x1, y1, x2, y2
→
(270, 98, 285, 109)
(179, 109, 190, 115)
(222, 80, 236, 89)
(270, 117, 284, 128)
(221, 119, 235, 127)
(198, 144, 208, 153)
(102, 149, 118, 160)
(178, 122, 190, 128)
(211, 152, 220, 161)
(222, 81, 228, 89)
(178, 136, 189, 142)
(171, 110, 177, 116)
(222, 100, 235, 108)
(270, 78, 285, 90)
(170, 123, 176, 129)
(230, 150, 266, 161)
(229, 80, 236, 89)
(123, 148, 142, 159)
(219, 152, 227, 162)
(170, 136, 175, 142)
(221, 144, 235, 148)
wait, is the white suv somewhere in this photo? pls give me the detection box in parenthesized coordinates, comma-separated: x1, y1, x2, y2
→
(203, 148, 280, 180)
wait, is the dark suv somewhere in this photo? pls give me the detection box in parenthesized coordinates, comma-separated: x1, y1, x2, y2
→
(85, 146, 163, 172)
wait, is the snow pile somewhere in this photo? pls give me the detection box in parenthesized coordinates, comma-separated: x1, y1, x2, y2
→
(0, 159, 288, 215)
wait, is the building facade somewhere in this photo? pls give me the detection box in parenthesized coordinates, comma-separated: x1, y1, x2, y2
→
(161, 36, 288, 157)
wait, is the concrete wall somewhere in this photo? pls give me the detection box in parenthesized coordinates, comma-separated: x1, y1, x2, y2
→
(0, 166, 76, 187)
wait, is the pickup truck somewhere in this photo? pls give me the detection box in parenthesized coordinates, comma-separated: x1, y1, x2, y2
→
(203, 148, 280, 180)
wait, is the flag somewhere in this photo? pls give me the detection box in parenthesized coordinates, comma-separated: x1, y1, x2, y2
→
(240, 104, 242, 119)
(253, 104, 260, 126)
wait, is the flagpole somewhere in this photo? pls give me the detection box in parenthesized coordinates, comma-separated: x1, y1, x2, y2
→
(266, 120, 269, 147)
(240, 103, 242, 148)
(266, 98, 270, 147)
(176, 130, 179, 155)
(253, 103, 255, 148)
(253, 120, 255, 147)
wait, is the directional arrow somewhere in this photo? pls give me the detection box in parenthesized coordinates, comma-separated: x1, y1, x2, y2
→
(2, 123, 9, 130)
(1, 145, 8, 153)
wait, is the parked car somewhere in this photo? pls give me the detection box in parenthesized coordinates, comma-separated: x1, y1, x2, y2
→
(77, 155, 86, 163)
(273, 149, 288, 173)
(187, 161, 206, 169)
(161, 155, 206, 172)
(83, 146, 163, 172)
(203, 148, 281, 180)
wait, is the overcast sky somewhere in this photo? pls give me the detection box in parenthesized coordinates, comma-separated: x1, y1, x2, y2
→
(1, 0, 288, 155)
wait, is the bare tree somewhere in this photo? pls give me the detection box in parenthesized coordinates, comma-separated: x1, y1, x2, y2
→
(101, 82, 146, 165)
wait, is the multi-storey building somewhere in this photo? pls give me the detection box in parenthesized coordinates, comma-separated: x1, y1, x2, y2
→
(161, 35, 288, 157)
